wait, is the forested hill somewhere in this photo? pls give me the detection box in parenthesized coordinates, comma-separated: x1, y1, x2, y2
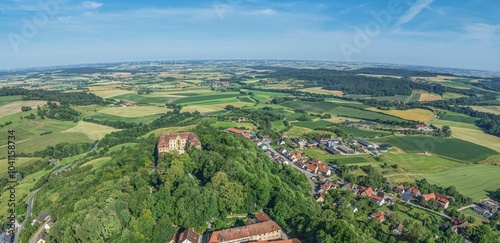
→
(352, 68, 438, 77)
(31, 126, 370, 242)
(258, 68, 447, 96)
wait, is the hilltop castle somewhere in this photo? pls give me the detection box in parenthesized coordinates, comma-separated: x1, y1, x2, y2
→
(157, 132, 201, 155)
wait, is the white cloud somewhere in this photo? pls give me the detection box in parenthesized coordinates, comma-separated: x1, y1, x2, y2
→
(464, 23, 500, 41)
(253, 8, 277, 16)
(81, 1, 103, 10)
(395, 0, 434, 27)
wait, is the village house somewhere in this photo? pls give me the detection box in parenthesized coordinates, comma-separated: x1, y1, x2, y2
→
(175, 228, 201, 243)
(449, 216, 469, 233)
(227, 128, 251, 139)
(32, 211, 50, 226)
(370, 211, 386, 222)
(370, 195, 385, 206)
(358, 186, 374, 197)
(421, 193, 452, 209)
(208, 220, 283, 243)
(402, 187, 421, 201)
(391, 224, 404, 235)
(36, 232, 48, 243)
(157, 132, 201, 155)
(292, 138, 308, 149)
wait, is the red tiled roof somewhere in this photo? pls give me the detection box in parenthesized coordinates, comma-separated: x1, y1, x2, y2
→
(158, 132, 201, 147)
(252, 239, 301, 243)
(227, 128, 244, 134)
(255, 212, 270, 222)
(371, 211, 385, 221)
(370, 195, 384, 202)
(361, 187, 374, 197)
(410, 187, 420, 196)
(178, 228, 199, 243)
(209, 221, 282, 243)
(422, 193, 436, 201)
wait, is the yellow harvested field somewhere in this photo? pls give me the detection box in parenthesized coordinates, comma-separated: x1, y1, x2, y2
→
(367, 108, 436, 123)
(64, 121, 120, 140)
(111, 72, 132, 78)
(146, 126, 197, 137)
(471, 106, 500, 115)
(99, 106, 169, 117)
(299, 87, 344, 96)
(93, 90, 134, 98)
(0, 101, 48, 118)
(419, 93, 442, 101)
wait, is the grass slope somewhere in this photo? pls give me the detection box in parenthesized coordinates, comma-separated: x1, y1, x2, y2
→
(64, 121, 121, 140)
(366, 108, 435, 123)
(422, 165, 500, 200)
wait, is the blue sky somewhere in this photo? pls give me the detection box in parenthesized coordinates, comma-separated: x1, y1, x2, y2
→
(1, 0, 499, 71)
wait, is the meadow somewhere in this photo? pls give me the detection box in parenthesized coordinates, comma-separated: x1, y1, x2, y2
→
(98, 106, 169, 117)
(421, 165, 500, 200)
(366, 108, 435, 123)
(0, 95, 22, 106)
(330, 106, 406, 122)
(433, 119, 500, 152)
(63, 121, 120, 140)
(279, 101, 338, 113)
(173, 92, 242, 104)
(373, 136, 497, 163)
(112, 93, 169, 104)
(89, 112, 164, 124)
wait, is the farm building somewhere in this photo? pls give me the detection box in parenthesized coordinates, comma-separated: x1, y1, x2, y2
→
(336, 145, 354, 154)
(355, 138, 374, 148)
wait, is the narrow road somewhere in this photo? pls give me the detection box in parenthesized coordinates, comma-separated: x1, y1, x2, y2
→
(407, 201, 450, 219)
(16, 142, 99, 241)
(14, 189, 40, 243)
(264, 143, 316, 195)
(51, 142, 98, 177)
(457, 204, 475, 211)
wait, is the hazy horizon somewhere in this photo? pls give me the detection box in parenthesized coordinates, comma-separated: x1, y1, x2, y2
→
(1, 0, 499, 71)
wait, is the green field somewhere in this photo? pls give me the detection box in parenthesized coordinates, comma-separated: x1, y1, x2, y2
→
(438, 113, 478, 124)
(173, 93, 241, 104)
(382, 153, 466, 174)
(422, 165, 500, 200)
(113, 93, 169, 104)
(334, 126, 391, 137)
(280, 101, 338, 113)
(293, 120, 334, 129)
(407, 92, 421, 102)
(0, 157, 42, 176)
(332, 156, 371, 165)
(373, 136, 497, 163)
(237, 96, 255, 103)
(0, 95, 22, 106)
(89, 112, 164, 124)
(210, 121, 256, 130)
(331, 106, 405, 122)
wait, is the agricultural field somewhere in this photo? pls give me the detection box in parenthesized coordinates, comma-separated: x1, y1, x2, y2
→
(366, 108, 436, 123)
(63, 121, 120, 140)
(418, 92, 442, 101)
(373, 136, 497, 163)
(422, 165, 500, 200)
(113, 93, 169, 104)
(0, 95, 22, 106)
(470, 106, 500, 115)
(406, 92, 421, 102)
(173, 92, 241, 104)
(92, 90, 135, 98)
(442, 92, 467, 99)
(292, 120, 334, 129)
(0, 100, 48, 118)
(331, 156, 371, 165)
(333, 126, 391, 137)
(0, 157, 42, 175)
(211, 122, 256, 130)
(280, 101, 338, 113)
(145, 126, 197, 137)
(89, 112, 164, 124)
(302, 149, 335, 162)
(98, 106, 170, 117)
(299, 87, 344, 96)
(433, 119, 500, 152)
(437, 112, 479, 124)
(330, 106, 405, 122)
